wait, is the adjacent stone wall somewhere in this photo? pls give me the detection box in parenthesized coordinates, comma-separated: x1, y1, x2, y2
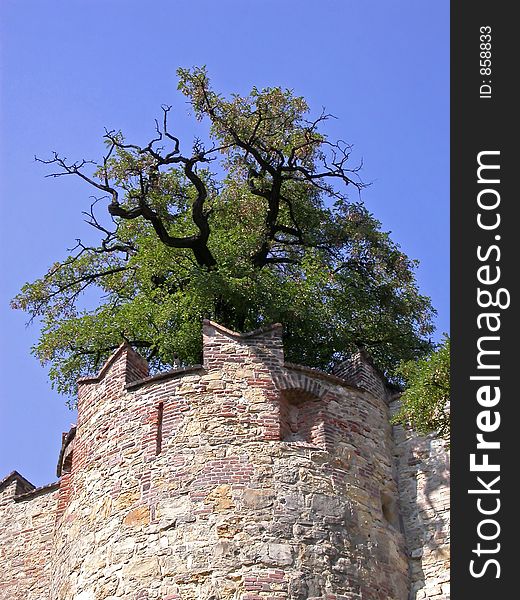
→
(0, 477, 59, 600)
(390, 399, 450, 599)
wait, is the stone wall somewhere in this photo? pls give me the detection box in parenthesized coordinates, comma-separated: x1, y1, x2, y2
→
(0, 321, 450, 600)
(0, 474, 59, 599)
(390, 400, 450, 599)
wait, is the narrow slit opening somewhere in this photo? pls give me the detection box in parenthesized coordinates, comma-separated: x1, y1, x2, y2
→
(156, 402, 164, 455)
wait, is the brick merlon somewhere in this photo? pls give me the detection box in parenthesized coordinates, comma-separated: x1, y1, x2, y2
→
(0, 470, 35, 494)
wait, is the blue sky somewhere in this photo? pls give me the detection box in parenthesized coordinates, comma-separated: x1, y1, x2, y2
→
(0, 0, 449, 486)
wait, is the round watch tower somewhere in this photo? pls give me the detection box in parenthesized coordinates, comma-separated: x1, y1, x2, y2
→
(51, 320, 409, 600)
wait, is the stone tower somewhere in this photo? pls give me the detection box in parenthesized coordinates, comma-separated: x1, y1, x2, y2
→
(0, 320, 450, 599)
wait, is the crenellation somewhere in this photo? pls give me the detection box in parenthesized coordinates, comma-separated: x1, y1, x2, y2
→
(0, 471, 36, 505)
(333, 350, 391, 405)
(0, 321, 449, 599)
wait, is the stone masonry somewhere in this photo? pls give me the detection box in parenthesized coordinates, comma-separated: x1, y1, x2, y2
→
(0, 321, 450, 599)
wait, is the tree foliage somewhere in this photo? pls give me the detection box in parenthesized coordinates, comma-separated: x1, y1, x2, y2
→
(392, 335, 450, 440)
(12, 67, 435, 401)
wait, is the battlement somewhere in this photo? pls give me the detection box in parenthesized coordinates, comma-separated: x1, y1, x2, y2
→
(0, 471, 36, 505)
(0, 321, 449, 600)
(75, 320, 390, 402)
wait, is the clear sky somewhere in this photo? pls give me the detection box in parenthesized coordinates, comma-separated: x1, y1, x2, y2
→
(0, 0, 449, 486)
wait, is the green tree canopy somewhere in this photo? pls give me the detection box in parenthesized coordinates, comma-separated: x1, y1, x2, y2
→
(392, 335, 450, 440)
(12, 67, 435, 402)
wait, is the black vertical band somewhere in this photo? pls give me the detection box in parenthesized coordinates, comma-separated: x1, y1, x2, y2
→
(451, 3, 514, 596)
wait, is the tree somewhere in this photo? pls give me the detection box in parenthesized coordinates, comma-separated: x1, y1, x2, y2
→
(391, 335, 450, 440)
(12, 67, 435, 402)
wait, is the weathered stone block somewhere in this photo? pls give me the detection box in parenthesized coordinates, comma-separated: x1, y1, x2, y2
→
(123, 505, 150, 527)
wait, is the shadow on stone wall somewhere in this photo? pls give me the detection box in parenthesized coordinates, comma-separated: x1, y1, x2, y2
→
(392, 417, 451, 600)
